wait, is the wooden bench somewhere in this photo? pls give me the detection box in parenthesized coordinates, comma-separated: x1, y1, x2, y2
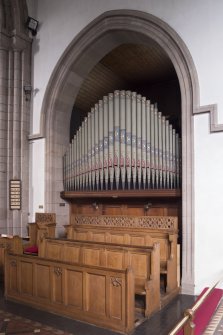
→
(38, 237, 160, 316)
(65, 215, 178, 297)
(0, 235, 24, 278)
(5, 252, 134, 334)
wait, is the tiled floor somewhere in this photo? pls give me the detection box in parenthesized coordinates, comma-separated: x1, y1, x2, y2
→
(0, 286, 196, 335)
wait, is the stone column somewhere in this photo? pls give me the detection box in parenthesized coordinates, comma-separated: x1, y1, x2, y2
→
(0, 47, 8, 233)
(0, 22, 32, 235)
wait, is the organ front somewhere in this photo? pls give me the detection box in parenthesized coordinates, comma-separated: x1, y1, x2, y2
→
(63, 90, 181, 192)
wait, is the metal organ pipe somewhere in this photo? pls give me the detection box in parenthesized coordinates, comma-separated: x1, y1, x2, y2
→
(63, 90, 181, 191)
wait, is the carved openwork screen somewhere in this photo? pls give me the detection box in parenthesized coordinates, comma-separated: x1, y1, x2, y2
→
(63, 90, 181, 191)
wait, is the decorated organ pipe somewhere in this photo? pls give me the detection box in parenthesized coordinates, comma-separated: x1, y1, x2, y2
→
(63, 90, 181, 191)
(103, 96, 109, 190)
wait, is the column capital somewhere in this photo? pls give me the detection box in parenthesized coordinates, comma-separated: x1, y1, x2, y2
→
(0, 29, 32, 51)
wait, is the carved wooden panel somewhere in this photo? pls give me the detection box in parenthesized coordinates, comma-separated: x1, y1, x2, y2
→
(72, 215, 177, 231)
(52, 266, 63, 303)
(35, 212, 56, 223)
(109, 276, 123, 320)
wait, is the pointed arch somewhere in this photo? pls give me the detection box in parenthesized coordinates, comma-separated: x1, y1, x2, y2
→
(41, 10, 201, 294)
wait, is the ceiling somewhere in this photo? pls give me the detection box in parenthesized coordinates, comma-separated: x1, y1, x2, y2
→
(74, 43, 178, 115)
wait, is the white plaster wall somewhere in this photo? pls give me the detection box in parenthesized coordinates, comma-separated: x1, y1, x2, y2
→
(26, 0, 223, 294)
(194, 114, 223, 291)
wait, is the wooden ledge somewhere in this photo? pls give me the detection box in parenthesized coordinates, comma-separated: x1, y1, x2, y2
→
(60, 189, 181, 200)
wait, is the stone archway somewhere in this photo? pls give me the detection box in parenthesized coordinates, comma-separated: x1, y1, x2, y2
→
(41, 10, 200, 294)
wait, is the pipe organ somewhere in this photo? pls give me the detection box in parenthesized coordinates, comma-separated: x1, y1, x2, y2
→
(63, 90, 181, 191)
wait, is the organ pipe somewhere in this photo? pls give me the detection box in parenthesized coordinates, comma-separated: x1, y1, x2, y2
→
(63, 90, 181, 191)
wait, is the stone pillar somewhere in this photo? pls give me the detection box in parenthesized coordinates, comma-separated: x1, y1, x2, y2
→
(0, 2, 32, 235)
(0, 47, 8, 233)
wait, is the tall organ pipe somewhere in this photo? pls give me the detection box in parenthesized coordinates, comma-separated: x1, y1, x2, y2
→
(64, 90, 181, 191)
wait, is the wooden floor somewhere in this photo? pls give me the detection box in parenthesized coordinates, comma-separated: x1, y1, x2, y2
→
(0, 284, 196, 335)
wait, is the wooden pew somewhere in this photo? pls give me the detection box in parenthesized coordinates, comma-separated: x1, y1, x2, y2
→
(28, 212, 56, 247)
(5, 252, 134, 334)
(65, 215, 178, 298)
(0, 235, 24, 278)
(38, 237, 160, 316)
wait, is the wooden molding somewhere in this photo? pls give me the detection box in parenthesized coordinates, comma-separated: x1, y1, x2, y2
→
(61, 189, 181, 200)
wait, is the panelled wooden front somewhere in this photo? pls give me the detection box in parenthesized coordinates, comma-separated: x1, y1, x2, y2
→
(20, 261, 33, 296)
(36, 263, 51, 300)
(39, 238, 158, 293)
(52, 266, 63, 304)
(38, 237, 160, 316)
(5, 253, 134, 334)
(67, 215, 178, 296)
(86, 273, 106, 315)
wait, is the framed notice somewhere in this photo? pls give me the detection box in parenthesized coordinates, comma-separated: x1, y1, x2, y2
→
(9, 180, 21, 210)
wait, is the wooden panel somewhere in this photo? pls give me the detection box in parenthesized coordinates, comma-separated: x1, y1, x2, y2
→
(52, 267, 63, 304)
(123, 207, 144, 215)
(129, 234, 147, 246)
(109, 233, 126, 244)
(129, 252, 148, 279)
(36, 264, 50, 299)
(8, 259, 18, 293)
(86, 273, 106, 315)
(20, 261, 33, 296)
(155, 238, 168, 262)
(91, 233, 106, 243)
(109, 276, 123, 320)
(66, 269, 83, 308)
(83, 248, 100, 266)
(46, 242, 62, 260)
(63, 245, 80, 263)
(103, 206, 122, 215)
(107, 250, 124, 269)
(5, 254, 135, 334)
(75, 232, 88, 240)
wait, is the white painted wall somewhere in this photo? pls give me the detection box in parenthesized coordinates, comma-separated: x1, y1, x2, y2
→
(27, 0, 223, 294)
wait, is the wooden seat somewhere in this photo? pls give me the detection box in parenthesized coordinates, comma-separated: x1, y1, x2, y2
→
(5, 252, 135, 334)
(38, 237, 161, 317)
(27, 212, 56, 249)
(65, 214, 178, 297)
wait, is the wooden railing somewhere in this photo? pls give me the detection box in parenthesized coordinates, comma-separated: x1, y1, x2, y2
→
(168, 279, 223, 335)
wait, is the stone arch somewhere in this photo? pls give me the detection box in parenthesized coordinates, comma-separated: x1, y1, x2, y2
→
(42, 10, 200, 294)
